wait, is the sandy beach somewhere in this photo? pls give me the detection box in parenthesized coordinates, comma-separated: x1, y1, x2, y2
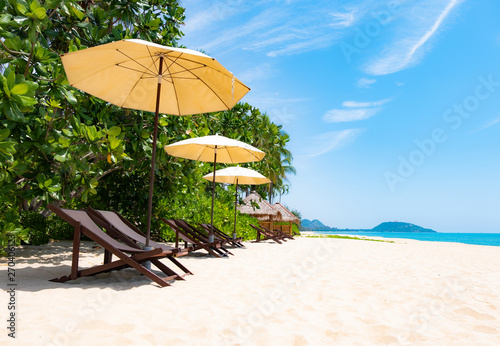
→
(1, 236, 499, 345)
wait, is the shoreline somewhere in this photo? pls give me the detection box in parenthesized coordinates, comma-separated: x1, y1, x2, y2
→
(1, 237, 499, 345)
(301, 231, 500, 247)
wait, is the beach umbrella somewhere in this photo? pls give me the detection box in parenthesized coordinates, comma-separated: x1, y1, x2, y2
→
(60, 39, 250, 247)
(164, 134, 265, 241)
(202, 166, 270, 239)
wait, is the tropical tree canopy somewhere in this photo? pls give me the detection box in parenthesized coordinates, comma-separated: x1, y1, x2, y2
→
(0, 0, 296, 251)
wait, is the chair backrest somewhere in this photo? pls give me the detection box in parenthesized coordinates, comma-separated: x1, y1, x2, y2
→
(175, 220, 209, 242)
(91, 209, 146, 242)
(162, 219, 198, 244)
(250, 224, 262, 232)
(92, 209, 177, 251)
(200, 223, 229, 240)
(48, 205, 142, 253)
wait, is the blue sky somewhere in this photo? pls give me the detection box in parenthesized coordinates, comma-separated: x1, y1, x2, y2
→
(180, 0, 500, 233)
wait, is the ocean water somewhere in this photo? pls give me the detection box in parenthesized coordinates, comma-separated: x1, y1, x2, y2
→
(312, 231, 500, 247)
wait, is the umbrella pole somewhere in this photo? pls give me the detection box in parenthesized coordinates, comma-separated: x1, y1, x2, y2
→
(146, 56, 164, 249)
(209, 147, 217, 243)
(233, 178, 238, 239)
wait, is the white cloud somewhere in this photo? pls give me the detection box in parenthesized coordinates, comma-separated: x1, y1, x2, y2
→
(342, 98, 391, 108)
(244, 93, 311, 124)
(182, 0, 245, 37)
(476, 116, 500, 132)
(181, 1, 362, 58)
(323, 97, 391, 123)
(236, 63, 276, 84)
(329, 10, 357, 28)
(364, 0, 464, 75)
(307, 129, 364, 157)
(356, 77, 377, 88)
(323, 108, 380, 123)
(266, 33, 338, 57)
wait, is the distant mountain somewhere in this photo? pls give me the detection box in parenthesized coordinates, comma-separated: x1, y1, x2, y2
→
(372, 222, 436, 233)
(300, 219, 337, 231)
(300, 219, 437, 233)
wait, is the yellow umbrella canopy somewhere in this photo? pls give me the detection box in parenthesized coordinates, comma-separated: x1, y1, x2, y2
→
(61, 39, 250, 115)
(164, 134, 265, 163)
(203, 167, 270, 238)
(61, 39, 250, 247)
(165, 134, 266, 239)
(202, 166, 270, 185)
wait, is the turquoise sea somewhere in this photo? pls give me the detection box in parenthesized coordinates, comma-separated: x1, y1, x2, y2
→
(312, 231, 500, 247)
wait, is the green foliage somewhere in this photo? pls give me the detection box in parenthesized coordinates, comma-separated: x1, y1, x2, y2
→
(286, 206, 302, 220)
(0, 1, 298, 249)
(0, 0, 187, 247)
(155, 184, 260, 242)
(305, 235, 395, 243)
(202, 103, 295, 202)
(21, 210, 49, 245)
(46, 213, 74, 241)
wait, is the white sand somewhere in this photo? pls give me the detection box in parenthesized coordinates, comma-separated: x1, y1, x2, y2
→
(1, 236, 500, 345)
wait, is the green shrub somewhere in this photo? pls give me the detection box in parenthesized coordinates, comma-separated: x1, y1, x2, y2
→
(20, 211, 49, 246)
(46, 215, 74, 241)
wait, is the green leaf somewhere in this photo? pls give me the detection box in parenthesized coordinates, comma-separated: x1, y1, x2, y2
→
(11, 16, 30, 27)
(47, 184, 61, 192)
(34, 8, 46, 20)
(0, 141, 17, 156)
(148, 18, 161, 29)
(62, 129, 73, 137)
(69, 116, 81, 134)
(86, 125, 97, 141)
(109, 136, 120, 150)
(69, 4, 85, 20)
(47, 98, 62, 108)
(5, 102, 24, 122)
(45, 0, 62, 10)
(16, 3, 27, 15)
(13, 95, 37, 107)
(11, 83, 28, 95)
(30, 0, 41, 12)
(54, 150, 68, 162)
(159, 118, 169, 127)
(0, 128, 10, 142)
(62, 88, 77, 105)
(36, 173, 46, 186)
(58, 137, 71, 148)
(0, 14, 12, 25)
(6, 70, 15, 91)
(108, 126, 121, 137)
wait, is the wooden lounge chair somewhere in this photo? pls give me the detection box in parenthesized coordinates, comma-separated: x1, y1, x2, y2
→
(47, 204, 186, 287)
(161, 219, 231, 258)
(176, 220, 234, 256)
(260, 224, 295, 241)
(250, 224, 283, 244)
(86, 207, 192, 277)
(199, 223, 245, 248)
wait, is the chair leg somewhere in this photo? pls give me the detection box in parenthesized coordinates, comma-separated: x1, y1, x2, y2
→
(104, 249, 112, 264)
(70, 223, 82, 280)
(167, 256, 193, 275)
(150, 259, 185, 280)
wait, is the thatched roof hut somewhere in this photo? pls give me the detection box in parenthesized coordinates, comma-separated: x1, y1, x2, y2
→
(272, 203, 300, 225)
(237, 191, 280, 221)
(238, 191, 299, 236)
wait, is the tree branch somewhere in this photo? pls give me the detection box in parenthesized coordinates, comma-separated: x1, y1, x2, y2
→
(0, 40, 30, 56)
